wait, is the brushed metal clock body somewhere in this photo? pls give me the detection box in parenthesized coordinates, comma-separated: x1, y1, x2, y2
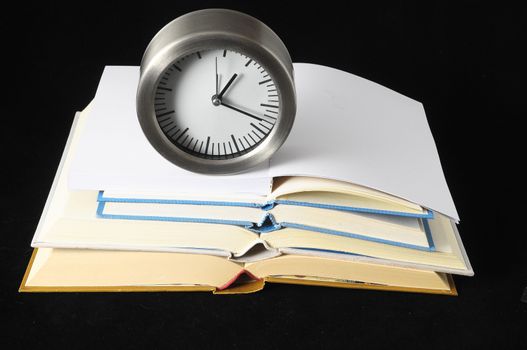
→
(137, 9, 296, 174)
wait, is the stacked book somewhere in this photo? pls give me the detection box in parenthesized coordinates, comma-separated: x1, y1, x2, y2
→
(20, 64, 473, 294)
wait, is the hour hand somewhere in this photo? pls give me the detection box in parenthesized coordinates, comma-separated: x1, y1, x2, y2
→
(218, 73, 238, 99)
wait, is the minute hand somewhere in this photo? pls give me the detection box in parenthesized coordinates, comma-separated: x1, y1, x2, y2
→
(220, 102, 263, 122)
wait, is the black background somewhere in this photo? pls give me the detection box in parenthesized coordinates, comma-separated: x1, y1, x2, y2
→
(3, 1, 526, 348)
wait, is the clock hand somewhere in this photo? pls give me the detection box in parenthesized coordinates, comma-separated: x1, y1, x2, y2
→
(220, 101, 263, 122)
(215, 73, 264, 122)
(217, 73, 238, 99)
(215, 57, 218, 95)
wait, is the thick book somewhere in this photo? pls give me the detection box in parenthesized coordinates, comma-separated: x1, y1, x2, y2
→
(20, 248, 457, 295)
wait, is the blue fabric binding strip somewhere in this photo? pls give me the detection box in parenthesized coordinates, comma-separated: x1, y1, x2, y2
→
(422, 218, 435, 250)
(277, 222, 435, 252)
(96, 201, 256, 228)
(98, 191, 432, 219)
(97, 191, 261, 208)
(288, 247, 364, 256)
(249, 213, 282, 233)
(97, 201, 434, 250)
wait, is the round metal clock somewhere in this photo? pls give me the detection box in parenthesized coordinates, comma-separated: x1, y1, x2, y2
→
(137, 9, 296, 174)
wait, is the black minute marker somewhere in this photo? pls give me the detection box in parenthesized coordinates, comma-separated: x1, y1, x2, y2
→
(251, 123, 267, 135)
(261, 103, 278, 109)
(231, 135, 241, 153)
(164, 125, 177, 134)
(244, 136, 251, 146)
(259, 123, 271, 131)
(156, 110, 175, 118)
(176, 128, 188, 143)
(205, 136, 210, 154)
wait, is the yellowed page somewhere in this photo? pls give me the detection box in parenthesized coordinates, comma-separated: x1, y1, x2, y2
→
(272, 176, 424, 213)
(26, 248, 241, 288)
(271, 204, 430, 248)
(247, 255, 451, 291)
(263, 214, 467, 271)
(26, 248, 449, 292)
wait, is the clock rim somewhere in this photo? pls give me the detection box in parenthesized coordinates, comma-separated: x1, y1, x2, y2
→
(137, 10, 296, 175)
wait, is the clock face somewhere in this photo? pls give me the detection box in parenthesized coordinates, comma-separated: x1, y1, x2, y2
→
(154, 49, 280, 160)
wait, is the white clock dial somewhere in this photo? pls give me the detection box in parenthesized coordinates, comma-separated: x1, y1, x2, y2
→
(154, 49, 280, 159)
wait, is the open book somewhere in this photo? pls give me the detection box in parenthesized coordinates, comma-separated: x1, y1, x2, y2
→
(25, 63, 472, 294)
(21, 248, 457, 295)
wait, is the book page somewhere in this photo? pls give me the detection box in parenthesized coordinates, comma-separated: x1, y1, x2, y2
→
(264, 214, 468, 272)
(270, 63, 458, 220)
(26, 248, 241, 288)
(246, 255, 451, 290)
(271, 176, 424, 212)
(271, 205, 430, 249)
(68, 66, 271, 196)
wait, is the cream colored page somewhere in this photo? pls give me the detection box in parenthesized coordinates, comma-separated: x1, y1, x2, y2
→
(46, 218, 257, 255)
(27, 247, 54, 283)
(274, 191, 423, 215)
(263, 214, 467, 270)
(272, 176, 423, 212)
(267, 229, 464, 269)
(46, 191, 260, 255)
(246, 255, 450, 290)
(26, 248, 241, 287)
(270, 204, 430, 248)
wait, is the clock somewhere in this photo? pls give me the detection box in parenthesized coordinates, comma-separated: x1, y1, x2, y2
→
(137, 9, 296, 174)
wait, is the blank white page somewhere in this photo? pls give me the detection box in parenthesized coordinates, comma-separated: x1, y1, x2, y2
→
(270, 63, 458, 220)
(69, 66, 271, 196)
